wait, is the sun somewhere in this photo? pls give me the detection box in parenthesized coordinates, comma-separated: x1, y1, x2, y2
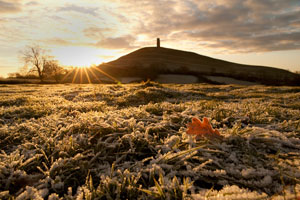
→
(59, 61, 120, 84)
(51, 46, 122, 84)
(51, 46, 114, 67)
(60, 64, 120, 84)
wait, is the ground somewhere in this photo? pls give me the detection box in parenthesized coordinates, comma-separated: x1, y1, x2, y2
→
(0, 82, 299, 199)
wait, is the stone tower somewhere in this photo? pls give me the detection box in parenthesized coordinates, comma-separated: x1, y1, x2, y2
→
(157, 38, 160, 48)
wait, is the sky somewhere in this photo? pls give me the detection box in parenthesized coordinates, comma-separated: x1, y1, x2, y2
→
(0, 0, 300, 77)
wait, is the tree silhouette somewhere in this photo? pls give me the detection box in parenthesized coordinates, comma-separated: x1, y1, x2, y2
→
(43, 60, 66, 83)
(21, 45, 51, 82)
(21, 45, 66, 83)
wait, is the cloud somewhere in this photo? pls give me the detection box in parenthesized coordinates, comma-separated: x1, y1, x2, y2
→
(26, 1, 39, 6)
(113, 0, 300, 53)
(94, 35, 136, 49)
(42, 38, 73, 46)
(84, 27, 114, 39)
(1, 0, 299, 54)
(0, 18, 6, 23)
(0, 0, 22, 13)
(57, 4, 99, 17)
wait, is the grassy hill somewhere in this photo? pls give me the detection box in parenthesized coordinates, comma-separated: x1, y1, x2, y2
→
(98, 47, 299, 85)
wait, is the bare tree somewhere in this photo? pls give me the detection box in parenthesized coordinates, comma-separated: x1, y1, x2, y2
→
(21, 45, 51, 82)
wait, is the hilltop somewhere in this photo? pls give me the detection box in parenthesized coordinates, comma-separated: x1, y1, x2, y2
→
(97, 47, 299, 85)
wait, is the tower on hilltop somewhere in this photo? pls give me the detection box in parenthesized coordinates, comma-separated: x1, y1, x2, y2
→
(157, 38, 160, 48)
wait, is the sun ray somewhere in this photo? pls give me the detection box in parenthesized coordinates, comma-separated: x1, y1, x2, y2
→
(72, 68, 80, 84)
(91, 65, 120, 83)
(80, 68, 83, 84)
(87, 67, 102, 83)
(60, 70, 73, 83)
(83, 67, 92, 84)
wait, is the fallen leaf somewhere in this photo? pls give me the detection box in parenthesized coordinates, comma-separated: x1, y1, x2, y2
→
(186, 117, 220, 139)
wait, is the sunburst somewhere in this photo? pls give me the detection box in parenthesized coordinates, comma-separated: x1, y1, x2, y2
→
(89, 65, 120, 83)
(61, 65, 119, 84)
(86, 67, 103, 83)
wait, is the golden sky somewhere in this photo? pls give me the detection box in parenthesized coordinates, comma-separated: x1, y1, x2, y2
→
(0, 0, 300, 77)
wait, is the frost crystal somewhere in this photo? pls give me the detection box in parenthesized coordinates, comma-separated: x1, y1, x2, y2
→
(0, 84, 299, 199)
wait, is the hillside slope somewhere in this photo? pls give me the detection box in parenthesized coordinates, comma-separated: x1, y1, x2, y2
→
(98, 47, 299, 85)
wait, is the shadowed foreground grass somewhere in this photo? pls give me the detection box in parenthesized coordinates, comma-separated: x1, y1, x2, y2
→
(0, 83, 299, 199)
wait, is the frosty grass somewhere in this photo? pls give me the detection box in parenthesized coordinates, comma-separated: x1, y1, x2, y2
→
(0, 82, 299, 199)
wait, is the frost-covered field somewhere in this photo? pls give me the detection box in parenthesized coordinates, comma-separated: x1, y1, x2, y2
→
(0, 82, 299, 199)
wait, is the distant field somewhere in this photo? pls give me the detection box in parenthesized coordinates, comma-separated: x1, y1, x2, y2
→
(0, 78, 41, 84)
(204, 76, 257, 85)
(0, 83, 299, 199)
